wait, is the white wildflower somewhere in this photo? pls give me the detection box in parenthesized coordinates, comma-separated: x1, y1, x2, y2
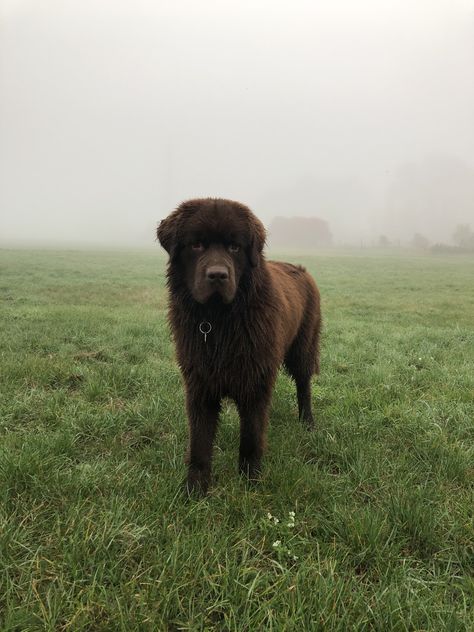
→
(272, 540, 281, 548)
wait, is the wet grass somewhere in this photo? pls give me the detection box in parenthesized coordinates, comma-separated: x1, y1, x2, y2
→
(0, 247, 473, 630)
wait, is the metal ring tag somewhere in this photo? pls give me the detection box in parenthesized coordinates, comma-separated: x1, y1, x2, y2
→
(199, 321, 212, 342)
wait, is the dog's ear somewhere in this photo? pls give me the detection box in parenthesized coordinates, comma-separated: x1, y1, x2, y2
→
(248, 217, 267, 267)
(157, 210, 179, 258)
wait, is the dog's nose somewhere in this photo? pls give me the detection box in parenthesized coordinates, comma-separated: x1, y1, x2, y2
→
(206, 265, 229, 282)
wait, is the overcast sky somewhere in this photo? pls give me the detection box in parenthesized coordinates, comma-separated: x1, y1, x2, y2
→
(1, 0, 473, 246)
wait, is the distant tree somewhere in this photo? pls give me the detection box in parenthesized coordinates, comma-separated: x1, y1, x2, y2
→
(385, 157, 474, 242)
(452, 224, 474, 250)
(411, 233, 430, 249)
(268, 216, 333, 250)
(378, 234, 391, 247)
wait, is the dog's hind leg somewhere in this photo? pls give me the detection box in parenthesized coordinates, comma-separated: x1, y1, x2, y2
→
(295, 375, 314, 428)
(284, 317, 320, 428)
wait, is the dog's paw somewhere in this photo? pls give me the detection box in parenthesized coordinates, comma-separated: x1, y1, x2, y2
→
(185, 467, 210, 496)
(238, 457, 262, 482)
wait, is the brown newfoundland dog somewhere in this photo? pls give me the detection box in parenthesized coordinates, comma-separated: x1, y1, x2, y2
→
(157, 198, 321, 494)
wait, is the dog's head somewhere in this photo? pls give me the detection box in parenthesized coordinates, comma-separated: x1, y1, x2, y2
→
(157, 198, 266, 304)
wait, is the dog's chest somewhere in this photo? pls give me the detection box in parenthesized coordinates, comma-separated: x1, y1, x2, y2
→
(177, 320, 275, 396)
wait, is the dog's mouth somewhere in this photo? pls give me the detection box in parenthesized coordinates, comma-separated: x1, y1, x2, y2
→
(209, 291, 232, 306)
(194, 288, 235, 305)
(191, 282, 237, 305)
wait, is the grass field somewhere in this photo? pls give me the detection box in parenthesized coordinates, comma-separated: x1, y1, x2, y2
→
(0, 247, 473, 631)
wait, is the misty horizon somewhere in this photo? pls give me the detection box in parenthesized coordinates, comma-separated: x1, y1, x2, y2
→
(1, 0, 473, 248)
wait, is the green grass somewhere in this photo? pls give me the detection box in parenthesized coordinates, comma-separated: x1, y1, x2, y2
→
(0, 247, 473, 631)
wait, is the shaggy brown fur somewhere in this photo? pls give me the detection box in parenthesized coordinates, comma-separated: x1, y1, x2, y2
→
(157, 198, 321, 494)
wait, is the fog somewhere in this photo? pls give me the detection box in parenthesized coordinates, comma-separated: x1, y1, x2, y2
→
(1, 0, 473, 247)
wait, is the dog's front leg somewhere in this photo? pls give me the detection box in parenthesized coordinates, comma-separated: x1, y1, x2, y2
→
(185, 389, 220, 495)
(237, 387, 272, 481)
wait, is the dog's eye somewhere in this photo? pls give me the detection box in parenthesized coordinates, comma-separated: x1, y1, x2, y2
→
(228, 244, 240, 253)
(191, 242, 204, 252)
